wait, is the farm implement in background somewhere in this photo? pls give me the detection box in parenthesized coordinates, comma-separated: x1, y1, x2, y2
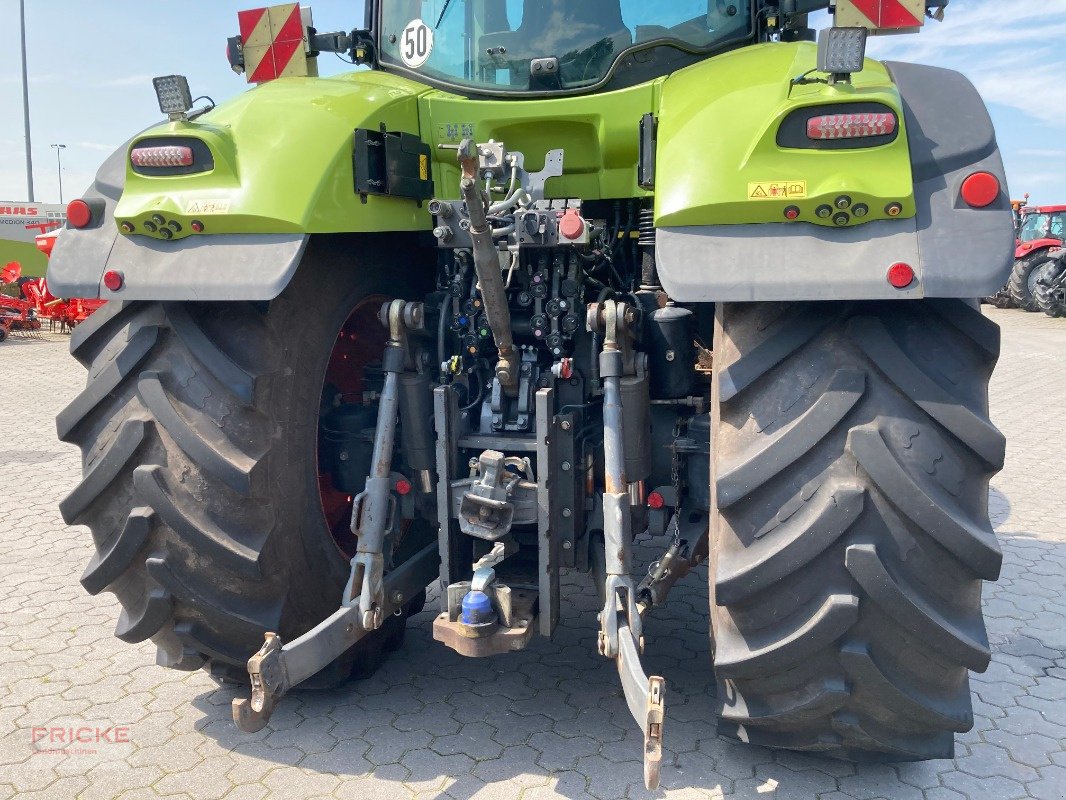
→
(0, 270, 42, 342)
(1, 236, 105, 340)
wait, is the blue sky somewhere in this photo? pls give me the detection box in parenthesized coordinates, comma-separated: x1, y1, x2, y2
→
(1, 0, 1063, 205)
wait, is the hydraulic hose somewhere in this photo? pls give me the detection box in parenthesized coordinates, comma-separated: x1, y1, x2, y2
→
(488, 187, 529, 215)
(437, 292, 450, 369)
(488, 166, 524, 214)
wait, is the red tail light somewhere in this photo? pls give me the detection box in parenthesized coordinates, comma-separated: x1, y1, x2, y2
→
(130, 145, 194, 168)
(960, 172, 1000, 208)
(807, 112, 897, 140)
(66, 199, 94, 229)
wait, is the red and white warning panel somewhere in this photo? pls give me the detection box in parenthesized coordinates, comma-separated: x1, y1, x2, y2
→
(238, 4, 316, 83)
(835, 0, 925, 32)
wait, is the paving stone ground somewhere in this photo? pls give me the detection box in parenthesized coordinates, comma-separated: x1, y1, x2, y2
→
(0, 306, 1064, 800)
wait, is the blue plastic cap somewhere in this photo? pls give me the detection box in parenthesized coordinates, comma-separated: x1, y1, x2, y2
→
(460, 590, 495, 626)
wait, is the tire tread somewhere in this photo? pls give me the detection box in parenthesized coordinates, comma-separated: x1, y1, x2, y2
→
(711, 299, 1002, 761)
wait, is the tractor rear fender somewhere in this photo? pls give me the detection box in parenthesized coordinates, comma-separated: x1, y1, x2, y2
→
(46, 140, 310, 301)
(1016, 239, 1062, 259)
(48, 72, 432, 301)
(654, 50, 1014, 301)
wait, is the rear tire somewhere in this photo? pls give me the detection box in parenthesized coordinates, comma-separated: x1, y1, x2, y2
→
(982, 285, 1014, 309)
(1034, 259, 1066, 318)
(1008, 254, 1054, 311)
(710, 300, 1003, 760)
(59, 235, 430, 684)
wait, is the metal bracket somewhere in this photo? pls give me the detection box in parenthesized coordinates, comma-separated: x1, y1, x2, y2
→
(442, 138, 563, 206)
(525, 149, 564, 204)
(535, 387, 560, 637)
(588, 298, 638, 377)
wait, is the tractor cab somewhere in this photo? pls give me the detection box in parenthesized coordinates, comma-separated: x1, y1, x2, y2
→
(225, 1, 840, 92)
(1018, 206, 1066, 245)
(376, 0, 755, 93)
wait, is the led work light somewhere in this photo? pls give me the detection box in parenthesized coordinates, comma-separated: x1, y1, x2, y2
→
(153, 75, 194, 119)
(817, 27, 867, 77)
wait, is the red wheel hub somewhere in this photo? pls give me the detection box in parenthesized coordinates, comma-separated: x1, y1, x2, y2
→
(317, 296, 389, 558)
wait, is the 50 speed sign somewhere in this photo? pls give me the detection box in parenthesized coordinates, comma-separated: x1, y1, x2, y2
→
(400, 18, 434, 68)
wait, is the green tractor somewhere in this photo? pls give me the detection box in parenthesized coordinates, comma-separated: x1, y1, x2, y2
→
(48, 0, 1014, 786)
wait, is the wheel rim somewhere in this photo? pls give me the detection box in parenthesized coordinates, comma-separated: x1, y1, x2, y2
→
(1036, 264, 1066, 310)
(317, 295, 390, 559)
(1028, 262, 1052, 296)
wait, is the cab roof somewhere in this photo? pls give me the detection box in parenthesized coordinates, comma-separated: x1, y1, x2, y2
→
(1023, 205, 1066, 214)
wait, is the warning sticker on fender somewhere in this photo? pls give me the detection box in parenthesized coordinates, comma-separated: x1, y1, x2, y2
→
(186, 199, 231, 215)
(748, 181, 807, 200)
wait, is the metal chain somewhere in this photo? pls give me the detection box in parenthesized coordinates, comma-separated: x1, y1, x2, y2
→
(668, 417, 683, 547)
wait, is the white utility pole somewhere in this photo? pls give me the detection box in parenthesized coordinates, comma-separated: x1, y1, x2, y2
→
(20, 0, 35, 202)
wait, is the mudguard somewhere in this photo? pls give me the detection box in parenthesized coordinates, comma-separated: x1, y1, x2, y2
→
(1016, 239, 1062, 259)
(47, 136, 309, 301)
(48, 72, 432, 301)
(654, 44, 1014, 301)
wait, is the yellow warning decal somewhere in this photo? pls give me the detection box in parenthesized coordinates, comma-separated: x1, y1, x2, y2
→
(748, 181, 807, 200)
(186, 199, 232, 215)
(419, 154, 429, 181)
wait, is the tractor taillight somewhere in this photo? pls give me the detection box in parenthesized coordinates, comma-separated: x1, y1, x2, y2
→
(960, 172, 1000, 208)
(66, 199, 94, 229)
(130, 145, 194, 168)
(806, 112, 897, 140)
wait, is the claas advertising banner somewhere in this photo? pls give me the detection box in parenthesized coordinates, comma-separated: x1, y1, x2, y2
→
(0, 202, 66, 279)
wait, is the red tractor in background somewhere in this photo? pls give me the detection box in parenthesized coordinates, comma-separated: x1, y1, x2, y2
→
(1007, 202, 1065, 312)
